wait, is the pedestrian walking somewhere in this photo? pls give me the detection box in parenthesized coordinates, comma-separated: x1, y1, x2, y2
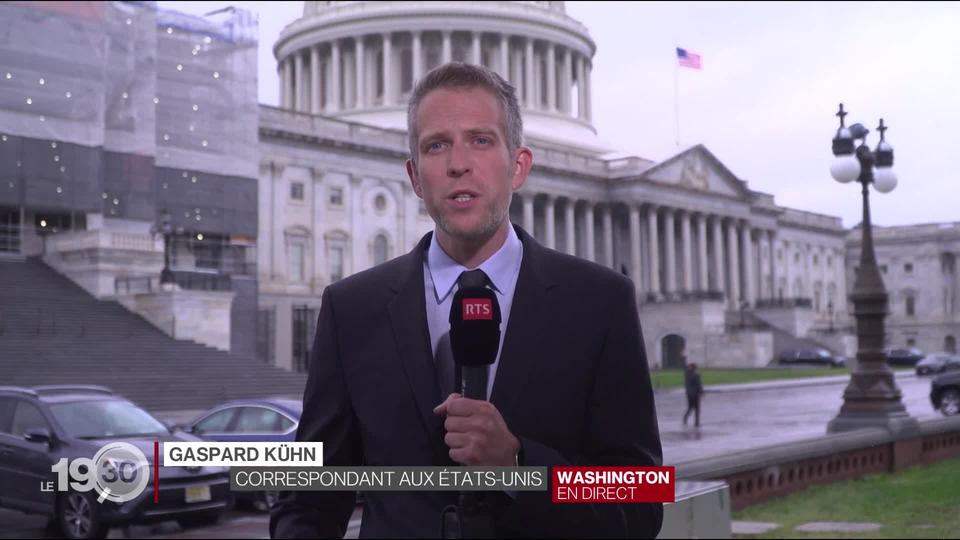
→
(683, 361, 704, 428)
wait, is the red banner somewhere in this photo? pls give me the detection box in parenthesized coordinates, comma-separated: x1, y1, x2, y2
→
(551, 466, 675, 504)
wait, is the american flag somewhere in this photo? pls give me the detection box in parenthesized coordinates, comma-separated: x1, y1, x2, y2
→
(676, 47, 701, 70)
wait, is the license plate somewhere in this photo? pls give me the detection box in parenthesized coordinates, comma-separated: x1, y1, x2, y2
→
(185, 485, 211, 503)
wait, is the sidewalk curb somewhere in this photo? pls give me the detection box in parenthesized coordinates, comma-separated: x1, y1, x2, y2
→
(654, 370, 918, 395)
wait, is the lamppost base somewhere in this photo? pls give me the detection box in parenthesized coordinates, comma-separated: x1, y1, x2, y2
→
(827, 411, 920, 436)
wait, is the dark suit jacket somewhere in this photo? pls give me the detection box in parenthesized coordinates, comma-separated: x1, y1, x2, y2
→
(270, 225, 663, 539)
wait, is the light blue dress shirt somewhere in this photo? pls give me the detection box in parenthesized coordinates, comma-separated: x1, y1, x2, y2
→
(423, 225, 523, 400)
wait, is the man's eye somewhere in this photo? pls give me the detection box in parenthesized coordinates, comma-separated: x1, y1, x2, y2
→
(427, 142, 445, 152)
(475, 137, 491, 145)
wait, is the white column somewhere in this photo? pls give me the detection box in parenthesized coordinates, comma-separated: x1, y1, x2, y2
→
(584, 59, 592, 122)
(546, 43, 556, 111)
(664, 209, 676, 295)
(682, 211, 693, 293)
(382, 33, 393, 106)
(355, 37, 366, 108)
(343, 49, 355, 109)
(442, 31, 452, 64)
(511, 48, 523, 89)
(525, 38, 535, 108)
(311, 168, 326, 290)
(647, 207, 660, 297)
(310, 46, 321, 113)
(769, 231, 777, 300)
(697, 214, 708, 292)
(522, 192, 535, 235)
(544, 195, 556, 250)
(576, 54, 586, 119)
(629, 205, 642, 289)
(602, 205, 613, 268)
(584, 203, 595, 262)
(727, 221, 741, 308)
(294, 51, 305, 111)
(330, 40, 341, 112)
(561, 48, 572, 114)
(412, 31, 423, 83)
(565, 200, 576, 256)
(282, 57, 293, 108)
(712, 217, 725, 297)
(742, 225, 755, 306)
(471, 32, 481, 65)
(499, 34, 510, 79)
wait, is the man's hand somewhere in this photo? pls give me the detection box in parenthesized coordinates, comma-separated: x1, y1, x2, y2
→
(433, 393, 520, 466)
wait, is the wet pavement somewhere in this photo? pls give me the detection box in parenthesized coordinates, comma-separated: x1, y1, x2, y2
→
(0, 372, 943, 538)
(657, 372, 939, 464)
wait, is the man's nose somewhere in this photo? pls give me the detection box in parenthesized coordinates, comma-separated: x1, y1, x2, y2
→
(446, 142, 471, 177)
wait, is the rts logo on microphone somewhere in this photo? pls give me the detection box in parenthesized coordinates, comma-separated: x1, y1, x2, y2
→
(462, 299, 493, 320)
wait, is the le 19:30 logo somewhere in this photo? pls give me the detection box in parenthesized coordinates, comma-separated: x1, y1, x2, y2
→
(48, 442, 150, 503)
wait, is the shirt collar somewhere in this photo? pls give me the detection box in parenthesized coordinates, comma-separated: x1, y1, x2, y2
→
(426, 224, 522, 303)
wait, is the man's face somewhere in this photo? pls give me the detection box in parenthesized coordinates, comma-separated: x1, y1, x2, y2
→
(406, 87, 529, 246)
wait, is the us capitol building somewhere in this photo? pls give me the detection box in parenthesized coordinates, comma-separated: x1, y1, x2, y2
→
(4, 1, 955, 374)
(258, 0, 851, 370)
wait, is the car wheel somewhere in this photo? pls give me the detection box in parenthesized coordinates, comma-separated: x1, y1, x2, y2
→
(57, 491, 109, 539)
(940, 389, 960, 416)
(177, 510, 223, 529)
(253, 490, 280, 513)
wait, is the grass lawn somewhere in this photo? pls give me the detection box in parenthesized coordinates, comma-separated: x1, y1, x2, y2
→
(650, 366, 913, 390)
(650, 368, 849, 390)
(733, 457, 960, 538)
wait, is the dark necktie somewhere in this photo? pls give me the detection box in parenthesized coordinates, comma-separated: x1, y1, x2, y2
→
(436, 269, 490, 400)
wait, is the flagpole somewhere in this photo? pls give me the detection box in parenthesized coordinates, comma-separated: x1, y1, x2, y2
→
(674, 52, 680, 148)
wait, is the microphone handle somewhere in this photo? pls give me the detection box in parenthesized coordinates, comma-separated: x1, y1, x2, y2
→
(461, 365, 488, 401)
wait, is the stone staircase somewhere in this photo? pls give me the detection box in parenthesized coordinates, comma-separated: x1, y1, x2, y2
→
(731, 310, 837, 360)
(0, 258, 307, 412)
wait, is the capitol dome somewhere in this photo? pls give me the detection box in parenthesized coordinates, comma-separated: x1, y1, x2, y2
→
(274, 1, 610, 153)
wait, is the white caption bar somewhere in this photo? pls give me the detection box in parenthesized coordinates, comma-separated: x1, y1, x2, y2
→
(163, 442, 324, 467)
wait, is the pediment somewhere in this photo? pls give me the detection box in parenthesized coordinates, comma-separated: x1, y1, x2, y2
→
(641, 145, 750, 199)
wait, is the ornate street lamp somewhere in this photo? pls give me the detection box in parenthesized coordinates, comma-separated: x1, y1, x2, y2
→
(826, 103, 917, 434)
(36, 218, 51, 255)
(153, 209, 175, 287)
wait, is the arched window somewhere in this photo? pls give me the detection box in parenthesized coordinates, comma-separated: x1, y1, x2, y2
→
(374, 234, 389, 266)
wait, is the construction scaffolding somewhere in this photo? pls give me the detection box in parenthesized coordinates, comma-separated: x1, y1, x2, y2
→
(0, 1, 259, 227)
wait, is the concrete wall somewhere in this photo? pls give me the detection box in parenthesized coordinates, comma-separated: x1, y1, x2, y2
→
(639, 300, 726, 369)
(121, 288, 235, 351)
(754, 306, 815, 337)
(703, 331, 775, 368)
(41, 227, 164, 298)
(658, 481, 731, 539)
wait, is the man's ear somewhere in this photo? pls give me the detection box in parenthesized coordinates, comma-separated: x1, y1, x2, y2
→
(511, 146, 533, 191)
(406, 159, 422, 197)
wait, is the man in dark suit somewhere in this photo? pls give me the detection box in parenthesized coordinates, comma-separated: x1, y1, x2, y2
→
(270, 62, 662, 538)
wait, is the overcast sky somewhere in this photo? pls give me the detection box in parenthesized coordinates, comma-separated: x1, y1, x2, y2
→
(160, 1, 960, 229)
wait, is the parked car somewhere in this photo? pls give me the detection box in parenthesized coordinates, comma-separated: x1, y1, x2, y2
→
(178, 398, 301, 512)
(930, 371, 960, 416)
(884, 347, 925, 366)
(0, 385, 230, 539)
(779, 348, 845, 368)
(916, 353, 960, 376)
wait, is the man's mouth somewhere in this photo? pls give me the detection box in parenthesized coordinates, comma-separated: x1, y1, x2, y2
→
(449, 191, 478, 202)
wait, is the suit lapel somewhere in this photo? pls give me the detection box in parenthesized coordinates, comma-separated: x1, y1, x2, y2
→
(490, 226, 554, 418)
(387, 233, 443, 439)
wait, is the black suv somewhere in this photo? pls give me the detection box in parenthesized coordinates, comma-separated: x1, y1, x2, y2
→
(930, 371, 960, 416)
(0, 386, 229, 539)
(885, 347, 925, 366)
